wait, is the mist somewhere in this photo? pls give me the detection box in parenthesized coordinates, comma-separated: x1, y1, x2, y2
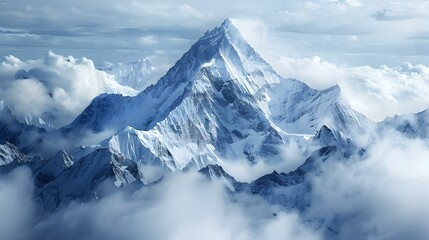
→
(0, 170, 321, 240)
(0, 52, 136, 128)
(2, 124, 429, 239)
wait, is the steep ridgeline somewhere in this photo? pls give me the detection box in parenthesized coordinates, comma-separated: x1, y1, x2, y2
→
(0, 142, 29, 166)
(34, 148, 141, 211)
(63, 19, 367, 170)
(269, 83, 367, 134)
(0, 144, 142, 212)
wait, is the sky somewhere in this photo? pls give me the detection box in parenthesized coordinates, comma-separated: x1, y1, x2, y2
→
(1, 0, 428, 67)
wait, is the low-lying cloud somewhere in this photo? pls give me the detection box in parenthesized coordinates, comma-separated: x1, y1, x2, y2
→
(0, 52, 136, 128)
(222, 139, 307, 182)
(3, 125, 429, 239)
(0, 167, 34, 240)
(0, 170, 320, 240)
(303, 130, 429, 239)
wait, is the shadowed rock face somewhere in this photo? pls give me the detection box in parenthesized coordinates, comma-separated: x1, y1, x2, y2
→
(0, 108, 47, 151)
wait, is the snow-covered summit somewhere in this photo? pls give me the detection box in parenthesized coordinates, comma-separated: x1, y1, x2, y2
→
(63, 19, 278, 133)
(61, 19, 368, 171)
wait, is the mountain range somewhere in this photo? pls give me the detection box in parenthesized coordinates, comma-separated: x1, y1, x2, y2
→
(0, 19, 426, 239)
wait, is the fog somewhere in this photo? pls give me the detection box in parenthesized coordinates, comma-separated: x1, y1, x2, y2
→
(0, 170, 320, 240)
(2, 126, 429, 239)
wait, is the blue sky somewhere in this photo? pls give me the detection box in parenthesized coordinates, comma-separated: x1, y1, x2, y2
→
(1, 0, 428, 67)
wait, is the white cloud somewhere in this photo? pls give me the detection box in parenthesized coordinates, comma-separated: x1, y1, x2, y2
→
(222, 139, 307, 182)
(6, 130, 429, 240)
(372, 1, 429, 20)
(1, 171, 318, 240)
(305, 131, 429, 239)
(275, 56, 343, 89)
(0, 52, 137, 127)
(321, 0, 362, 8)
(230, 18, 271, 61)
(138, 35, 158, 45)
(348, 35, 358, 41)
(0, 167, 35, 240)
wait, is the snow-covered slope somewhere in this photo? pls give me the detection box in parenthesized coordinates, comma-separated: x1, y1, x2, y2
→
(269, 83, 368, 134)
(103, 58, 158, 91)
(0, 19, 378, 221)
(62, 19, 368, 171)
(0, 142, 28, 166)
(0, 144, 144, 211)
(34, 148, 142, 211)
(0, 19, 368, 210)
(382, 108, 429, 138)
(313, 124, 362, 157)
(199, 164, 240, 192)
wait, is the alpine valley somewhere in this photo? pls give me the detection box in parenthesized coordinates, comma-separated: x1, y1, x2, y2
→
(1, 19, 428, 240)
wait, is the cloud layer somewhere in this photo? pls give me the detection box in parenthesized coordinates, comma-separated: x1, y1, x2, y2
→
(0, 167, 34, 240)
(0, 170, 321, 240)
(304, 131, 429, 239)
(0, 52, 136, 127)
(4, 129, 429, 239)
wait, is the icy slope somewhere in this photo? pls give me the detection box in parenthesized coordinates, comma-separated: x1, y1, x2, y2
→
(64, 19, 276, 134)
(103, 58, 158, 91)
(34, 148, 141, 211)
(0, 142, 28, 166)
(382, 108, 429, 138)
(0, 144, 143, 211)
(269, 82, 368, 134)
(83, 19, 293, 169)
(62, 19, 368, 171)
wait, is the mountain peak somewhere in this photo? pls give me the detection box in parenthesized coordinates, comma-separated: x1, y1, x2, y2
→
(221, 18, 233, 27)
(200, 18, 245, 47)
(63, 19, 365, 165)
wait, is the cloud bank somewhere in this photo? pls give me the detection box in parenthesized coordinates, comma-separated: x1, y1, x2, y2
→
(0, 167, 34, 240)
(304, 131, 429, 239)
(0, 52, 136, 127)
(0, 170, 320, 240)
(3, 125, 429, 239)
